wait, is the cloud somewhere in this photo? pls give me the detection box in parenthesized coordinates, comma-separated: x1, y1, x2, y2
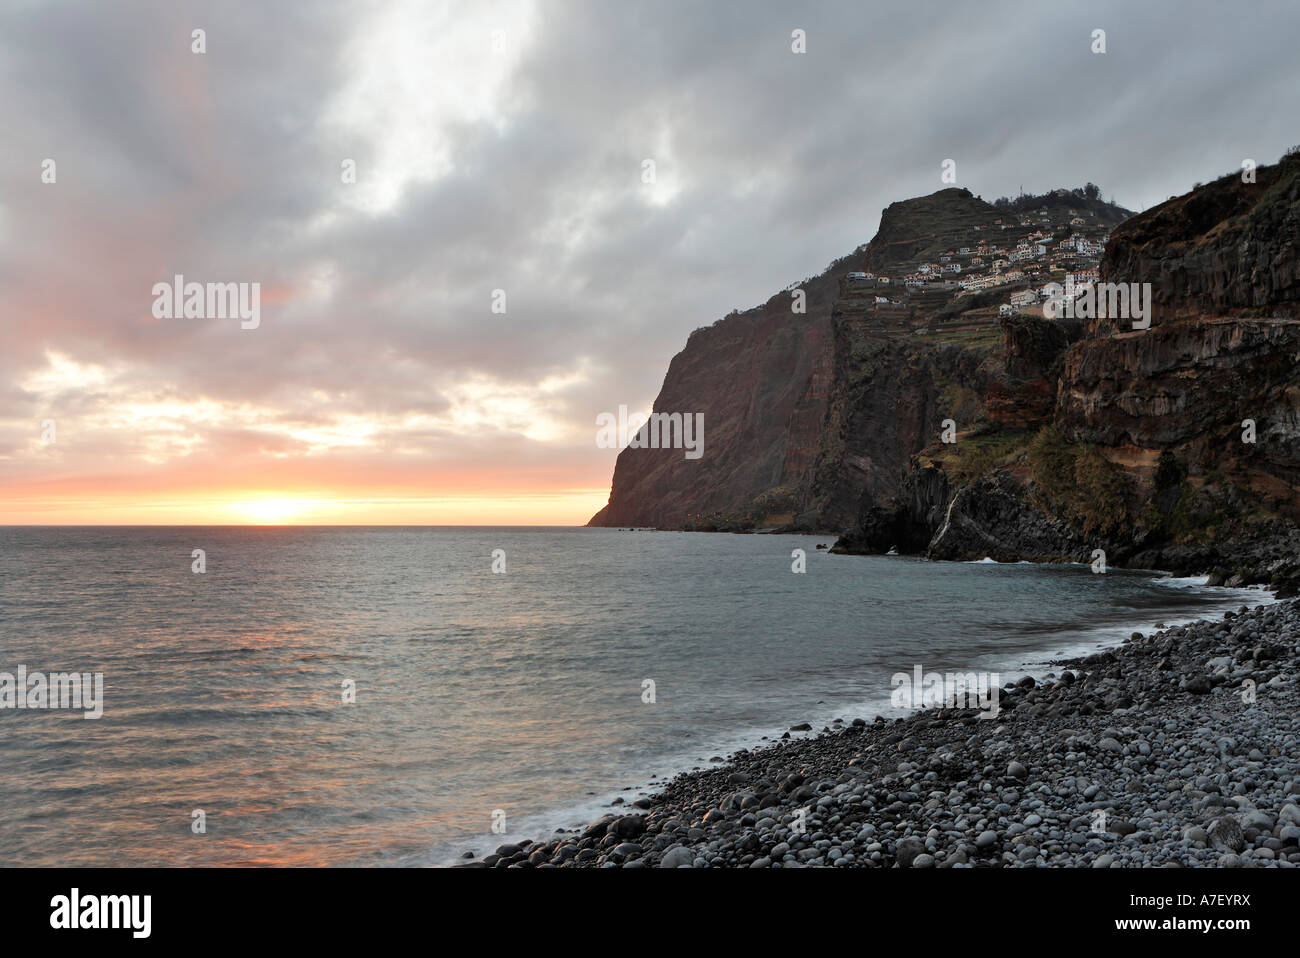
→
(1, 0, 1297, 520)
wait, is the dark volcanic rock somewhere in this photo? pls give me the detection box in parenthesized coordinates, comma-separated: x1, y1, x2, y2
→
(927, 471, 1091, 562)
(525, 598, 1300, 869)
(1098, 154, 1300, 326)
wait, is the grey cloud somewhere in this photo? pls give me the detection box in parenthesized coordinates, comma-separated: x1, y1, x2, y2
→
(2, 0, 1298, 494)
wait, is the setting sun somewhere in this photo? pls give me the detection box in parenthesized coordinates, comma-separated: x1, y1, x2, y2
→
(227, 498, 317, 524)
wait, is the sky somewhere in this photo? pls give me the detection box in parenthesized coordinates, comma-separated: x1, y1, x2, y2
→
(1, 0, 1297, 525)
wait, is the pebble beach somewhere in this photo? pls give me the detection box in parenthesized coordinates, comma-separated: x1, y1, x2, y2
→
(468, 598, 1300, 868)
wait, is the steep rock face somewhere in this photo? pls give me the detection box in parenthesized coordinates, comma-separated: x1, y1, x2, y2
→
(1058, 318, 1300, 450)
(1057, 153, 1300, 522)
(927, 472, 1091, 563)
(1097, 156, 1300, 329)
(807, 330, 940, 533)
(589, 188, 1011, 530)
(587, 260, 843, 528)
(832, 462, 950, 555)
(986, 314, 1075, 428)
(590, 185, 1128, 536)
(810, 331, 1003, 531)
(834, 153, 1300, 592)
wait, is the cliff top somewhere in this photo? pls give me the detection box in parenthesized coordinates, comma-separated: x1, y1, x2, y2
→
(1106, 150, 1300, 256)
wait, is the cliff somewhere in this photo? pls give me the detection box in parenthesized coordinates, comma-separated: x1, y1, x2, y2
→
(590, 186, 1122, 530)
(586, 253, 845, 529)
(838, 150, 1300, 594)
(591, 158, 1300, 593)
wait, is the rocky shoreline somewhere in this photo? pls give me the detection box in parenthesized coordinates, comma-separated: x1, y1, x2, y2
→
(466, 596, 1300, 868)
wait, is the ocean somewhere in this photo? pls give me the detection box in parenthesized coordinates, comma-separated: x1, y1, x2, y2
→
(0, 526, 1270, 866)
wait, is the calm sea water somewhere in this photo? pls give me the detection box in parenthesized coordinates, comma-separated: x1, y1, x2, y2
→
(0, 526, 1268, 867)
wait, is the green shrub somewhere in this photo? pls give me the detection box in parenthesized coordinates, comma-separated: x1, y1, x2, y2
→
(1026, 426, 1076, 502)
(1026, 426, 1129, 537)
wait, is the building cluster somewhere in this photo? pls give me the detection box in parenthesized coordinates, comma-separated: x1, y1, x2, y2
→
(844, 204, 1115, 316)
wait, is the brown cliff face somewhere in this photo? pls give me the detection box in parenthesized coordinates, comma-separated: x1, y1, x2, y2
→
(588, 188, 1019, 530)
(835, 152, 1300, 593)
(986, 314, 1075, 428)
(592, 154, 1300, 589)
(586, 257, 844, 528)
(1057, 153, 1300, 524)
(808, 330, 940, 532)
(1058, 318, 1300, 451)
(590, 186, 1128, 533)
(1095, 153, 1300, 331)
